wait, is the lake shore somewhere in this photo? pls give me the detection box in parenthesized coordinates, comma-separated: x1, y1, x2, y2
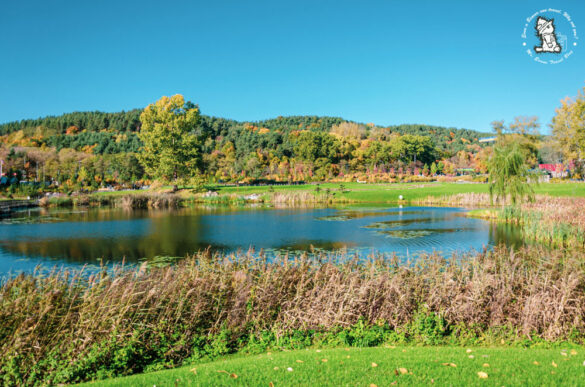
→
(32, 181, 585, 209)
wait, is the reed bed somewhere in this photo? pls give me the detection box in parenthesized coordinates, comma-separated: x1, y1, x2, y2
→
(118, 193, 181, 209)
(271, 191, 320, 204)
(417, 193, 585, 249)
(416, 192, 501, 206)
(2, 246, 585, 384)
(271, 191, 353, 204)
(502, 197, 585, 248)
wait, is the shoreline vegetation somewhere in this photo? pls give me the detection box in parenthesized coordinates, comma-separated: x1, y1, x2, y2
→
(33, 180, 585, 208)
(2, 245, 585, 385)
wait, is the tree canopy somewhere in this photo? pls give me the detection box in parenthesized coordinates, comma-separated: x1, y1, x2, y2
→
(552, 86, 585, 162)
(137, 95, 201, 182)
(488, 142, 534, 205)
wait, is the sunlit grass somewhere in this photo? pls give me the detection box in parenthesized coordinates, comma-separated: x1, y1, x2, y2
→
(83, 346, 585, 386)
(212, 181, 585, 202)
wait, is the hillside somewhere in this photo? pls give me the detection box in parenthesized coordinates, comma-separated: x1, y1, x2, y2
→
(0, 110, 490, 156)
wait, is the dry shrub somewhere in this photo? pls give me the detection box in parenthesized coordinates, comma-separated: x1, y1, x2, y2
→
(118, 193, 180, 209)
(38, 196, 50, 207)
(271, 191, 318, 204)
(416, 192, 494, 206)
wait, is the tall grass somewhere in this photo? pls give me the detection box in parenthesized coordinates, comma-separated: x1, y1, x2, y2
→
(415, 192, 499, 206)
(416, 193, 585, 248)
(118, 193, 180, 209)
(2, 246, 585, 384)
(501, 197, 585, 248)
(271, 191, 353, 204)
(271, 191, 319, 204)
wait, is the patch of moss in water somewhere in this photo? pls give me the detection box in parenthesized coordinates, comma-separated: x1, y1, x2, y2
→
(363, 217, 434, 228)
(377, 229, 433, 238)
(376, 228, 469, 239)
(1, 216, 64, 224)
(316, 215, 351, 221)
(317, 210, 426, 222)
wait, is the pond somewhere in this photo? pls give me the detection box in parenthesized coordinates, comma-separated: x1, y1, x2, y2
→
(0, 205, 524, 275)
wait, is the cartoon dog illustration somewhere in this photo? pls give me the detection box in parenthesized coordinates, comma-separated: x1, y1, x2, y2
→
(534, 16, 561, 53)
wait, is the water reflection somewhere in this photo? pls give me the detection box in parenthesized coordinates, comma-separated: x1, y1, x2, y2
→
(0, 205, 524, 275)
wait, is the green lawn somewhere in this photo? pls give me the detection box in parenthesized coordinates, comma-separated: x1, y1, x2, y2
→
(82, 346, 585, 386)
(213, 181, 585, 202)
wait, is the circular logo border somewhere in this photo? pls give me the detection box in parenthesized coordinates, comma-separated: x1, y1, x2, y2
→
(522, 8, 579, 64)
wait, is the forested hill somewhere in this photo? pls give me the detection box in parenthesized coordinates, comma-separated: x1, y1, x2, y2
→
(0, 110, 491, 156)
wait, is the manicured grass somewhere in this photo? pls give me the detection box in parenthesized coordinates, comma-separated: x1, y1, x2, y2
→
(82, 346, 585, 386)
(72, 181, 585, 205)
(213, 181, 585, 202)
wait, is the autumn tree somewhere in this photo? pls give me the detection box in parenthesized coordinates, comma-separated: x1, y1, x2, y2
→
(330, 122, 366, 139)
(137, 95, 201, 182)
(551, 87, 585, 163)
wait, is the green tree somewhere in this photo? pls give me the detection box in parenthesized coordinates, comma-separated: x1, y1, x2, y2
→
(294, 131, 340, 162)
(137, 95, 201, 182)
(491, 117, 541, 168)
(488, 142, 534, 205)
(390, 134, 436, 165)
(430, 162, 437, 176)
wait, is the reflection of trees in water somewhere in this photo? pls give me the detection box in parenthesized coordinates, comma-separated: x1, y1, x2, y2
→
(0, 209, 230, 265)
(489, 222, 525, 249)
(0, 207, 531, 271)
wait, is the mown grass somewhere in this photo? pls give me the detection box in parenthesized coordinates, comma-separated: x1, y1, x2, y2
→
(211, 182, 585, 203)
(84, 346, 585, 386)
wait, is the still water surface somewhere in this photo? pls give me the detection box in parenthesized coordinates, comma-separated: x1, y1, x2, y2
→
(0, 205, 523, 275)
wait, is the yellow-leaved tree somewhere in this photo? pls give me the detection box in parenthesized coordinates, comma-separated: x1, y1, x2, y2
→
(552, 87, 585, 163)
(138, 95, 201, 183)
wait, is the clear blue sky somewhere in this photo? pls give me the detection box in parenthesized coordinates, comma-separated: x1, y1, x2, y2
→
(0, 0, 583, 133)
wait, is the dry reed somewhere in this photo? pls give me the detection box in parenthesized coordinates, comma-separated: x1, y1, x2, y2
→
(2, 245, 585, 384)
(118, 193, 180, 209)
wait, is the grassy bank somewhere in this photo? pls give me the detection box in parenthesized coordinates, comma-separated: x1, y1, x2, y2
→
(3, 246, 585, 385)
(32, 181, 585, 209)
(83, 346, 585, 386)
(210, 181, 585, 203)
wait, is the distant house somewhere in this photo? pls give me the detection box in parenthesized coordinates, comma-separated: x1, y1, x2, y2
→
(539, 164, 568, 178)
(478, 137, 497, 143)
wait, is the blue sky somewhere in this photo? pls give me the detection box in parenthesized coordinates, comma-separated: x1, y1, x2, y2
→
(0, 1, 583, 133)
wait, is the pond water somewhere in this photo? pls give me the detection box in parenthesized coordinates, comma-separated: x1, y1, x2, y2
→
(0, 205, 523, 275)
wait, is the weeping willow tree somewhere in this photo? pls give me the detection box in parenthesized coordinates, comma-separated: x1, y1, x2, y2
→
(488, 142, 535, 205)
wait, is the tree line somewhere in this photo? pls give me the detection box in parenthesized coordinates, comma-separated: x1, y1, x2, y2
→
(2, 85, 584, 192)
